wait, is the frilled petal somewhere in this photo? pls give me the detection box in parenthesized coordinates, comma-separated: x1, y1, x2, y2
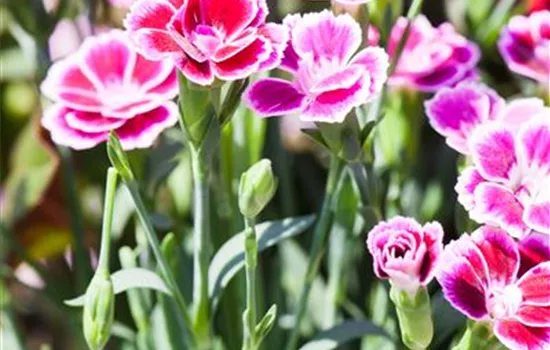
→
(518, 118, 550, 174)
(292, 10, 361, 64)
(418, 222, 444, 284)
(41, 55, 99, 100)
(500, 98, 548, 127)
(42, 104, 108, 150)
(525, 201, 550, 235)
(212, 28, 257, 62)
(301, 75, 369, 123)
(471, 183, 529, 239)
(494, 319, 550, 350)
(212, 37, 270, 80)
(412, 65, 468, 92)
(244, 78, 307, 117)
(311, 65, 364, 93)
(517, 262, 550, 305)
(132, 55, 176, 93)
(424, 83, 502, 154)
(279, 14, 301, 72)
(202, 0, 258, 39)
(517, 305, 550, 327)
(471, 226, 520, 288)
(436, 237, 489, 320)
(518, 233, 550, 278)
(455, 167, 485, 211)
(65, 110, 126, 133)
(257, 23, 289, 71)
(115, 102, 178, 150)
(174, 55, 214, 86)
(350, 47, 389, 95)
(469, 123, 519, 183)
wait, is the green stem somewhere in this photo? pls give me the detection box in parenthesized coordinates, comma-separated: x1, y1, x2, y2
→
(97, 168, 118, 274)
(285, 155, 346, 350)
(124, 180, 196, 348)
(190, 144, 212, 348)
(57, 145, 90, 293)
(243, 217, 258, 350)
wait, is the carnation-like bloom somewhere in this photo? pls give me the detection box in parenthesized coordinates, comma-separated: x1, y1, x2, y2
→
(41, 30, 178, 150)
(388, 15, 480, 92)
(245, 10, 389, 123)
(456, 117, 550, 238)
(498, 11, 550, 85)
(124, 0, 287, 86)
(366, 216, 444, 294)
(436, 226, 550, 350)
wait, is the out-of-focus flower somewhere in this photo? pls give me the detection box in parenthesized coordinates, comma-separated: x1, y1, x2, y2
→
(41, 30, 178, 150)
(109, 0, 135, 8)
(333, 0, 374, 4)
(388, 15, 480, 92)
(245, 11, 388, 123)
(455, 117, 550, 238)
(124, 0, 287, 86)
(498, 11, 550, 85)
(526, 0, 550, 14)
(366, 216, 444, 294)
(48, 17, 92, 61)
(436, 226, 550, 350)
(425, 82, 505, 154)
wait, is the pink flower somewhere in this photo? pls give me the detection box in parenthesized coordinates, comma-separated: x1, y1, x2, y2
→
(388, 16, 480, 92)
(244, 11, 389, 123)
(124, 0, 287, 86)
(366, 216, 444, 294)
(436, 226, 550, 350)
(498, 11, 550, 85)
(455, 117, 550, 238)
(109, 0, 135, 8)
(41, 30, 178, 150)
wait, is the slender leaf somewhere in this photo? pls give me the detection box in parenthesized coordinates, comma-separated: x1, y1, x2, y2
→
(208, 215, 315, 310)
(65, 268, 170, 306)
(299, 321, 390, 350)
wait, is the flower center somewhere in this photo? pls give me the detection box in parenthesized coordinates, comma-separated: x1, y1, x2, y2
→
(192, 25, 223, 56)
(100, 79, 142, 108)
(487, 285, 523, 319)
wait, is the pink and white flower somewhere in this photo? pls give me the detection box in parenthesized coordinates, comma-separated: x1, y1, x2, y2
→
(244, 10, 389, 123)
(498, 11, 550, 85)
(436, 226, 550, 350)
(388, 15, 480, 92)
(455, 117, 550, 238)
(124, 0, 287, 86)
(41, 30, 178, 150)
(366, 216, 444, 294)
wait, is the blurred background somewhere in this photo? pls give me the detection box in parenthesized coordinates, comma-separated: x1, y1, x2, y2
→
(0, 0, 545, 349)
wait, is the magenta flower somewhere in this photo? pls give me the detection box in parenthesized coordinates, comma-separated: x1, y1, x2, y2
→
(124, 0, 287, 86)
(455, 117, 550, 238)
(366, 216, 444, 294)
(436, 226, 550, 350)
(244, 10, 389, 123)
(388, 16, 480, 92)
(41, 30, 178, 150)
(499, 11, 550, 85)
(425, 83, 505, 154)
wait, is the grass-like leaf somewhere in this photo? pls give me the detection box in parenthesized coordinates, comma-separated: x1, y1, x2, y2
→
(299, 320, 391, 350)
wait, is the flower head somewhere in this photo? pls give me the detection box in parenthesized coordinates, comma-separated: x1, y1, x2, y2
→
(498, 11, 550, 85)
(436, 226, 550, 350)
(41, 30, 178, 150)
(245, 10, 389, 123)
(124, 0, 287, 86)
(388, 16, 480, 92)
(366, 216, 444, 294)
(455, 116, 550, 238)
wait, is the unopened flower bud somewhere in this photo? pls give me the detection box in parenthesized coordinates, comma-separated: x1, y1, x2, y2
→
(238, 159, 278, 218)
(83, 273, 115, 350)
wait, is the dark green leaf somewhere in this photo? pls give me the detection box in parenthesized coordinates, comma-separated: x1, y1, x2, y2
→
(299, 320, 390, 350)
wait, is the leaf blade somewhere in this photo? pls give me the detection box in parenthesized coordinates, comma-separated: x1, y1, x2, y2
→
(299, 320, 391, 350)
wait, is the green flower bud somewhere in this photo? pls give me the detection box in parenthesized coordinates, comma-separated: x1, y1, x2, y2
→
(238, 159, 278, 218)
(83, 273, 115, 350)
(390, 286, 433, 350)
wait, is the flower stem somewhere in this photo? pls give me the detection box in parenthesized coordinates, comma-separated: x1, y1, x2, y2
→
(58, 145, 91, 293)
(97, 168, 118, 274)
(243, 216, 258, 350)
(286, 155, 346, 350)
(190, 144, 212, 348)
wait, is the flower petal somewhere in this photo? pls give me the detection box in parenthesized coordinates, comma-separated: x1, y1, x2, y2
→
(292, 10, 362, 64)
(455, 167, 485, 211)
(212, 37, 270, 80)
(244, 78, 306, 117)
(65, 110, 126, 133)
(471, 225, 520, 288)
(517, 305, 550, 327)
(418, 222, 444, 284)
(517, 262, 550, 305)
(500, 98, 548, 127)
(494, 319, 550, 350)
(125, 0, 176, 32)
(174, 55, 214, 86)
(518, 118, 550, 174)
(525, 201, 550, 235)
(257, 23, 289, 71)
(202, 0, 258, 39)
(471, 182, 529, 238)
(518, 233, 550, 277)
(115, 102, 178, 150)
(41, 55, 99, 102)
(350, 46, 389, 95)
(131, 55, 176, 93)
